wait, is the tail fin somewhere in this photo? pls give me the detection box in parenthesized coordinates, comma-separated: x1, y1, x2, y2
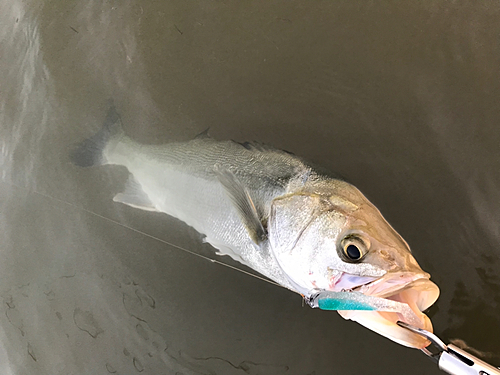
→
(70, 105, 123, 167)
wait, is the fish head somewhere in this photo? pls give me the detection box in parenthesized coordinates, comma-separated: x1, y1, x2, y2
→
(268, 179, 439, 348)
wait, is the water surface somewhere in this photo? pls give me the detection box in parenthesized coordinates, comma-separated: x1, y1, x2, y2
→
(1, 1, 499, 374)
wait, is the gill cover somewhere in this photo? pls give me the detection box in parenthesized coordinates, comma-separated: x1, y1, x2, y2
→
(268, 191, 389, 293)
(269, 194, 320, 253)
(268, 194, 323, 293)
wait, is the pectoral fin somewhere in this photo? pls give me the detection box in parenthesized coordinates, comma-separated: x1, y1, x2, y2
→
(216, 168, 267, 244)
(113, 175, 158, 212)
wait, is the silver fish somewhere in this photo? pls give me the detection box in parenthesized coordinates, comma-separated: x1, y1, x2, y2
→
(72, 106, 439, 348)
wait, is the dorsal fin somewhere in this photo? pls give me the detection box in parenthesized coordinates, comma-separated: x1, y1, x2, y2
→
(234, 140, 296, 156)
(194, 128, 211, 139)
(235, 141, 273, 152)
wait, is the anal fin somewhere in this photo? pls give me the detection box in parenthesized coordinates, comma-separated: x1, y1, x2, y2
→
(113, 175, 158, 212)
(203, 236, 245, 264)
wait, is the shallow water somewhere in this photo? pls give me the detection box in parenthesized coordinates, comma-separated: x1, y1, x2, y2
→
(1, 0, 499, 374)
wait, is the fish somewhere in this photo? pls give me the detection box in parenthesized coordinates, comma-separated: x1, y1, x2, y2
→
(71, 106, 439, 349)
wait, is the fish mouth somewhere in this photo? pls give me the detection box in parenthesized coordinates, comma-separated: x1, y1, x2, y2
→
(336, 272, 440, 348)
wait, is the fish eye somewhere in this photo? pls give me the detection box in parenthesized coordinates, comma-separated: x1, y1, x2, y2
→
(340, 235, 368, 263)
(345, 244, 361, 260)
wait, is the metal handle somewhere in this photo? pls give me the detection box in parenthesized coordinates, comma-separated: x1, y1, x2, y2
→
(439, 344, 500, 375)
(397, 322, 500, 375)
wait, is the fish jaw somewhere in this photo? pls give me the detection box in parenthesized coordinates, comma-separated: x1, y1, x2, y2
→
(337, 273, 440, 348)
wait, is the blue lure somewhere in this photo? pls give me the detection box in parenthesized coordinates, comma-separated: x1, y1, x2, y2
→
(317, 295, 377, 311)
(307, 291, 422, 328)
(307, 290, 411, 313)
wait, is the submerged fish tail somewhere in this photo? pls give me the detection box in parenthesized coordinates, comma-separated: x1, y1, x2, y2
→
(70, 105, 123, 167)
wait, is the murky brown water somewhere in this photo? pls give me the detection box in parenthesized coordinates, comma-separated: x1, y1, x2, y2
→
(1, 1, 499, 374)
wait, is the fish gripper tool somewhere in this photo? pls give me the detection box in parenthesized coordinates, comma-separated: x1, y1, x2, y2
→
(397, 321, 500, 375)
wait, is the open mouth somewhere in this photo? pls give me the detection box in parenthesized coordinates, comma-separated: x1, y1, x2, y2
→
(335, 272, 440, 348)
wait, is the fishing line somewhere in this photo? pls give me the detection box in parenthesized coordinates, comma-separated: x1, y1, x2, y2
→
(2, 180, 287, 290)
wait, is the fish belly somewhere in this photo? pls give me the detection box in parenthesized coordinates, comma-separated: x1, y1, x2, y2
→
(105, 137, 265, 267)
